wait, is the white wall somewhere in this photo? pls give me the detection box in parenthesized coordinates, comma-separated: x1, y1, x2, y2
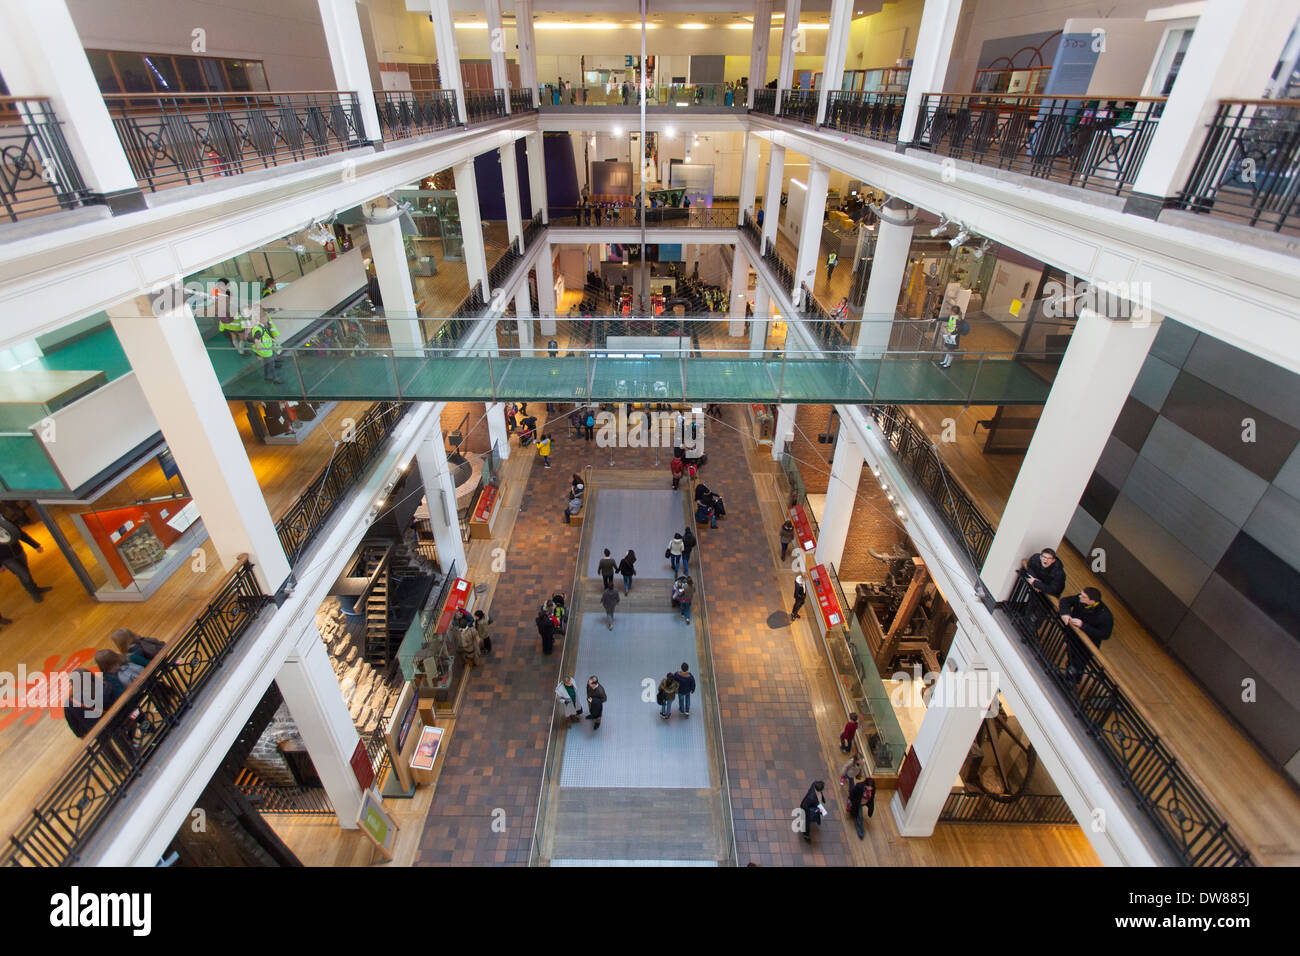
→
(1062, 18, 1168, 96)
(68, 0, 336, 91)
(984, 257, 1042, 330)
(37, 372, 159, 490)
(844, 0, 926, 72)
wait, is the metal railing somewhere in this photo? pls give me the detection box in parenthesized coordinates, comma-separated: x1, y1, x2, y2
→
(509, 89, 537, 114)
(464, 89, 507, 124)
(2, 557, 272, 866)
(912, 93, 1165, 196)
(940, 791, 1076, 824)
(868, 405, 995, 567)
(275, 401, 408, 565)
(549, 205, 737, 228)
(1002, 575, 1253, 866)
(539, 82, 744, 109)
(521, 210, 545, 248)
(740, 211, 762, 248)
(800, 284, 850, 352)
(374, 89, 460, 140)
(822, 90, 907, 142)
(1178, 98, 1300, 234)
(751, 88, 778, 115)
(234, 778, 334, 815)
(0, 97, 95, 222)
(105, 90, 366, 192)
(780, 88, 819, 125)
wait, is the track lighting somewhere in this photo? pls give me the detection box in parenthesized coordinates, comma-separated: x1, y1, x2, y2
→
(948, 228, 970, 248)
(973, 238, 993, 260)
(929, 215, 951, 237)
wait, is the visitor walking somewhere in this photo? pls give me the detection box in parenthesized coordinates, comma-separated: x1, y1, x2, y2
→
(537, 433, 552, 468)
(585, 676, 606, 729)
(779, 518, 795, 561)
(0, 514, 50, 603)
(656, 672, 679, 719)
(667, 532, 685, 576)
(825, 250, 838, 285)
(846, 774, 875, 840)
(839, 712, 859, 753)
(681, 527, 697, 575)
(674, 663, 696, 717)
(799, 780, 827, 844)
(598, 548, 617, 590)
(600, 583, 620, 630)
(677, 576, 694, 624)
(618, 549, 637, 594)
(791, 575, 807, 621)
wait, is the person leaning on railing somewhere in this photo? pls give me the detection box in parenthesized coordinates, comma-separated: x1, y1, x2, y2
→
(1057, 587, 1115, 685)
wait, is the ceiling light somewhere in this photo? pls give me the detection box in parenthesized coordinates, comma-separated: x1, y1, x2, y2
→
(949, 229, 970, 247)
(664, 126, 675, 137)
(679, 23, 708, 30)
(612, 125, 623, 136)
(973, 239, 993, 260)
(929, 215, 951, 237)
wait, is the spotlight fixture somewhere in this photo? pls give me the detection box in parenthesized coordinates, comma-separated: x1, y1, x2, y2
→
(612, 125, 623, 136)
(973, 238, 993, 260)
(948, 228, 970, 248)
(929, 215, 951, 237)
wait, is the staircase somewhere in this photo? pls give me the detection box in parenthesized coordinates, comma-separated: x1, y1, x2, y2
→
(232, 769, 334, 814)
(360, 545, 392, 664)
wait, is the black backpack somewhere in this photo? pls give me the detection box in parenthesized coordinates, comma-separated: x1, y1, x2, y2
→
(957, 318, 971, 335)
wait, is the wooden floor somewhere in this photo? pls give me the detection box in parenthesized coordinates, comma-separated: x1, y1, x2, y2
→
(0, 400, 370, 842)
(905, 404, 1300, 866)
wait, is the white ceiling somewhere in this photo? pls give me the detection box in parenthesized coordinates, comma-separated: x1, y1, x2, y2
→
(405, 1, 837, 18)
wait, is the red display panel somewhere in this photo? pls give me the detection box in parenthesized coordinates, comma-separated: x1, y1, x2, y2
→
(808, 563, 845, 630)
(789, 503, 816, 553)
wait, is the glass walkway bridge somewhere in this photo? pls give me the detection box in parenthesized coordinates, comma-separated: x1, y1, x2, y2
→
(211, 315, 1060, 405)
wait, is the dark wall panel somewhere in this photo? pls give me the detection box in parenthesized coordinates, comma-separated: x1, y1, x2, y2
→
(1161, 372, 1299, 481)
(1091, 528, 1189, 643)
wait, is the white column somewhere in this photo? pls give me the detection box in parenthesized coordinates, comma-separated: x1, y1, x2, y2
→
(1128, 0, 1300, 208)
(455, 159, 489, 298)
(276, 625, 364, 828)
(738, 134, 761, 224)
(106, 293, 291, 593)
(855, 198, 915, 357)
(428, 0, 468, 125)
(772, 403, 797, 461)
(414, 419, 469, 576)
(0, 0, 142, 209)
(897, 0, 962, 146)
(775, 0, 803, 112)
(515, 286, 535, 356)
(536, 245, 557, 334)
(982, 309, 1162, 598)
(816, 0, 855, 125)
(484, 0, 510, 111)
(747, 0, 773, 108)
(525, 131, 548, 222)
(750, 283, 770, 355)
(365, 216, 423, 354)
(729, 247, 750, 337)
(814, 426, 864, 568)
(316, 0, 383, 142)
(686, 244, 701, 278)
(501, 144, 524, 251)
(891, 630, 998, 836)
(485, 402, 511, 459)
(516, 0, 540, 107)
(792, 160, 830, 304)
(761, 143, 786, 254)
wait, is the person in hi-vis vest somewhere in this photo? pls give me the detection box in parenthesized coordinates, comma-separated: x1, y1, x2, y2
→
(939, 311, 962, 369)
(248, 311, 284, 383)
(213, 279, 248, 354)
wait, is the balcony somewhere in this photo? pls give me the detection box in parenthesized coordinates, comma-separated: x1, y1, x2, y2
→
(0, 97, 96, 222)
(750, 88, 777, 116)
(463, 89, 507, 125)
(509, 89, 538, 115)
(539, 81, 744, 110)
(374, 89, 460, 140)
(106, 90, 367, 193)
(822, 90, 907, 143)
(779, 88, 819, 125)
(910, 93, 1165, 197)
(1178, 98, 1300, 235)
(549, 204, 737, 229)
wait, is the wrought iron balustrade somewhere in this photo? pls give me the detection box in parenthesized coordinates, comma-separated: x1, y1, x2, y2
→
(550, 204, 737, 228)
(940, 792, 1076, 824)
(374, 89, 460, 140)
(0, 97, 94, 222)
(822, 90, 907, 142)
(751, 88, 778, 115)
(800, 284, 849, 352)
(1178, 98, 1300, 234)
(912, 93, 1164, 196)
(106, 90, 366, 192)
(1, 558, 272, 866)
(780, 88, 819, 125)
(739, 211, 762, 248)
(1002, 575, 1253, 866)
(275, 401, 408, 566)
(522, 211, 544, 248)
(464, 89, 507, 124)
(509, 89, 538, 114)
(868, 405, 994, 567)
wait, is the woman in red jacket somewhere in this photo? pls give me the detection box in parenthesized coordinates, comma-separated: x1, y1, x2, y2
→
(670, 455, 684, 490)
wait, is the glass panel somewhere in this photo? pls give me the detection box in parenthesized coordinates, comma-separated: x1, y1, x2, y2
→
(86, 51, 122, 94)
(202, 58, 227, 92)
(144, 54, 179, 94)
(244, 61, 269, 92)
(174, 56, 208, 92)
(112, 52, 155, 93)
(225, 60, 253, 92)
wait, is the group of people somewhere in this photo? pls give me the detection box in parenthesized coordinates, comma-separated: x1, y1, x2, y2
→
(554, 674, 607, 729)
(64, 628, 166, 767)
(453, 607, 493, 668)
(1021, 547, 1114, 683)
(535, 594, 568, 655)
(798, 712, 878, 844)
(693, 481, 726, 529)
(655, 663, 697, 719)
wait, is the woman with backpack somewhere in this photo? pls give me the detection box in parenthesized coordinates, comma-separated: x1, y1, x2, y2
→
(583, 408, 596, 441)
(618, 550, 637, 594)
(656, 672, 679, 719)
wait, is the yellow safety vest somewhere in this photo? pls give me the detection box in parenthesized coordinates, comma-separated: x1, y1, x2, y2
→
(250, 323, 279, 358)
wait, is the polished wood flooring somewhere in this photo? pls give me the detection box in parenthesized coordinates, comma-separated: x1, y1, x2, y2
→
(0, 401, 371, 842)
(905, 404, 1300, 866)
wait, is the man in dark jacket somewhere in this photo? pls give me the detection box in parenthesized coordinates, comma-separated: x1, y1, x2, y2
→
(1025, 548, 1066, 597)
(681, 528, 697, 575)
(674, 662, 697, 717)
(846, 775, 875, 839)
(536, 610, 558, 655)
(597, 549, 617, 589)
(791, 575, 807, 621)
(779, 519, 795, 560)
(0, 515, 51, 603)
(799, 780, 826, 843)
(1058, 587, 1114, 682)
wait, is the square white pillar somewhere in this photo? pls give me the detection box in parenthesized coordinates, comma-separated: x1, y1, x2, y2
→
(516, 0, 540, 107)
(536, 245, 557, 333)
(747, 0, 773, 108)
(501, 143, 524, 251)
(814, 426, 864, 568)
(772, 403, 797, 461)
(486, 402, 511, 459)
(525, 131, 548, 222)
(981, 308, 1162, 599)
(750, 284, 771, 356)
(792, 160, 830, 303)
(817, 0, 855, 125)
(775, 0, 803, 110)
(106, 293, 291, 593)
(738, 134, 762, 223)
(515, 287, 535, 356)
(455, 159, 490, 297)
(276, 625, 364, 828)
(428, 0, 468, 124)
(729, 247, 751, 337)
(365, 216, 423, 354)
(316, 0, 383, 142)
(761, 143, 786, 254)
(855, 200, 915, 357)
(484, 0, 510, 110)
(414, 419, 469, 575)
(897, 0, 963, 146)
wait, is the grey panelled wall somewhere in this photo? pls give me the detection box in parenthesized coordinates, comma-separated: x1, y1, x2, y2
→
(1065, 319, 1300, 784)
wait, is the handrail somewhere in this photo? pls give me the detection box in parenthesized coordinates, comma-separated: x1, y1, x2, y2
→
(103, 90, 361, 99)
(925, 91, 1169, 104)
(0, 98, 95, 222)
(2, 556, 273, 866)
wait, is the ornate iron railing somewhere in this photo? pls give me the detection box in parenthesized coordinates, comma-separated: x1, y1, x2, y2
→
(0, 97, 95, 222)
(751, 88, 778, 115)
(1, 558, 272, 866)
(1002, 575, 1253, 866)
(374, 89, 460, 140)
(912, 93, 1165, 196)
(509, 89, 537, 114)
(822, 90, 907, 142)
(487, 242, 524, 291)
(464, 89, 507, 124)
(1178, 98, 1300, 234)
(868, 405, 994, 567)
(106, 91, 366, 192)
(740, 211, 762, 248)
(940, 791, 1077, 825)
(275, 401, 408, 566)
(550, 204, 737, 228)
(800, 284, 850, 352)
(522, 210, 545, 248)
(780, 88, 818, 124)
